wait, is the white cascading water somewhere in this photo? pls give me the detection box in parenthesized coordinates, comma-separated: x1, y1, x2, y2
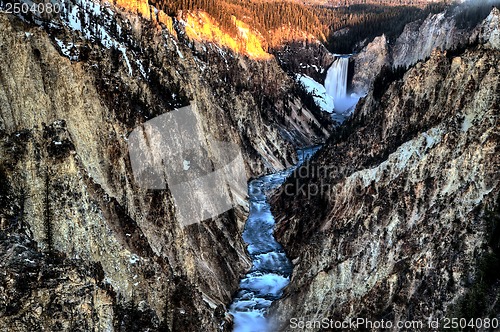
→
(324, 56, 360, 115)
(325, 57, 349, 100)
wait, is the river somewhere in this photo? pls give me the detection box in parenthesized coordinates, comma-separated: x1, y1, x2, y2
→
(229, 146, 321, 332)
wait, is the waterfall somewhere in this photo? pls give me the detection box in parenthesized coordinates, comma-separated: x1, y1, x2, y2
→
(325, 57, 349, 100)
(324, 55, 360, 115)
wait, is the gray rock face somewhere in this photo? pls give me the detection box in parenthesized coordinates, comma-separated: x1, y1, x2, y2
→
(0, 4, 330, 330)
(271, 46, 500, 331)
(470, 7, 500, 50)
(391, 11, 466, 69)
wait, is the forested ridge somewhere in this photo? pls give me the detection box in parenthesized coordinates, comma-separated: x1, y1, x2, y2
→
(154, 0, 326, 41)
(151, 0, 448, 52)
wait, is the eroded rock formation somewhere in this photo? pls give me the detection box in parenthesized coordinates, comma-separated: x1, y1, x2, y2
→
(351, 7, 500, 94)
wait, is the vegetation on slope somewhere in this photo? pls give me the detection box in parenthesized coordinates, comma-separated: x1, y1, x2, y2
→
(316, 3, 446, 52)
(447, 0, 500, 29)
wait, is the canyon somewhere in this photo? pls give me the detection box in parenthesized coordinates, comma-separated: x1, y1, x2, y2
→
(271, 10, 500, 330)
(0, 0, 499, 331)
(0, 1, 329, 330)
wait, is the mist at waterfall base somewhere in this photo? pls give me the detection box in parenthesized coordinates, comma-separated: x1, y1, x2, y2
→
(325, 56, 360, 113)
(229, 147, 321, 332)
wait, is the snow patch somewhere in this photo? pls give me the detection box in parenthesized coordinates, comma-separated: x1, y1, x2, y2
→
(119, 46, 133, 76)
(297, 74, 334, 113)
(54, 38, 79, 61)
(297, 73, 359, 123)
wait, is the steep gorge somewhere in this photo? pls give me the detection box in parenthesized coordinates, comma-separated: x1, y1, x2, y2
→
(2, 1, 499, 331)
(270, 36, 500, 330)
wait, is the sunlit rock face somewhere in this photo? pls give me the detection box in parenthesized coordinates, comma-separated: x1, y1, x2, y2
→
(183, 11, 272, 60)
(270, 44, 500, 331)
(113, 0, 151, 18)
(351, 35, 389, 95)
(0, 1, 330, 329)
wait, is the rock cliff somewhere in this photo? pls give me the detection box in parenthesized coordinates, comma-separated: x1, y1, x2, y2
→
(351, 6, 500, 94)
(350, 35, 389, 95)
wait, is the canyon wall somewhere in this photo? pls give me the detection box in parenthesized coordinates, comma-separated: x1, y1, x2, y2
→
(350, 35, 390, 95)
(351, 7, 500, 94)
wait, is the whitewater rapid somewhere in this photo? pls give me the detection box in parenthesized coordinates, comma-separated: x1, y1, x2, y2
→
(229, 147, 320, 332)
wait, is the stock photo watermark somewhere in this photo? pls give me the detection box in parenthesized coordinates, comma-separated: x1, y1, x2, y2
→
(128, 105, 248, 227)
(275, 162, 372, 200)
(286, 316, 500, 330)
(127, 105, 384, 226)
